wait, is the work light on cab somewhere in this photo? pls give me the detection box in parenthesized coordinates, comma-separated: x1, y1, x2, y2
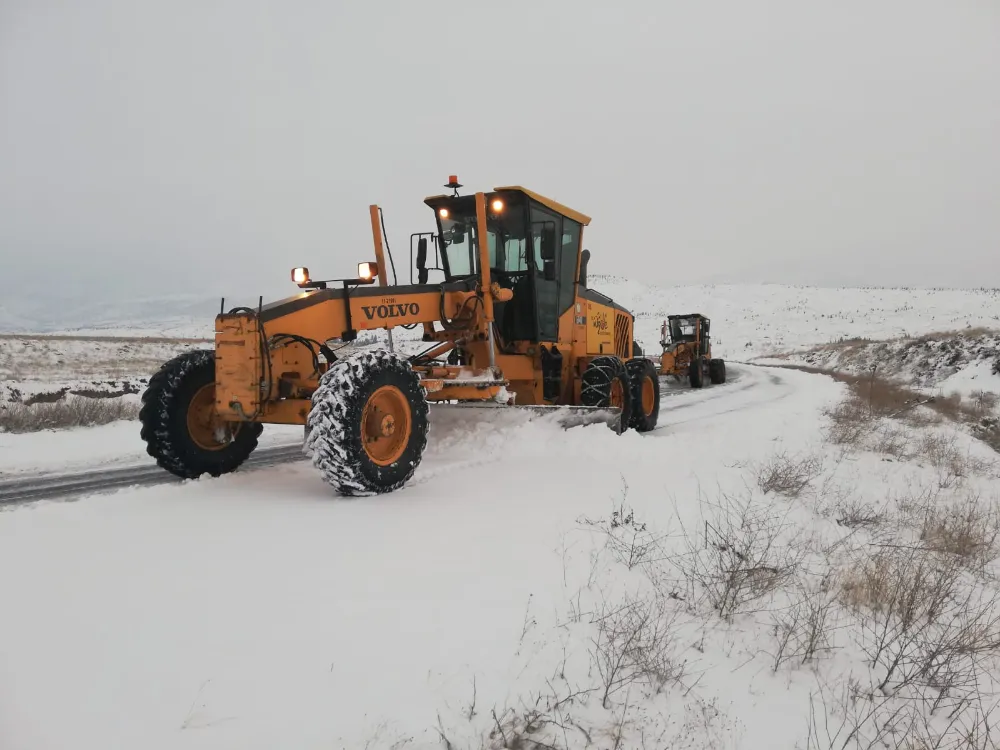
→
(358, 261, 378, 283)
(291, 267, 310, 286)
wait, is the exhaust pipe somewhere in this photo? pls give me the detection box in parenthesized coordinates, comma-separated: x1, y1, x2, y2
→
(579, 248, 591, 288)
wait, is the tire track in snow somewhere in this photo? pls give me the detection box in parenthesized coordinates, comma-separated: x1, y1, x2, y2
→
(0, 444, 307, 506)
(650, 364, 793, 432)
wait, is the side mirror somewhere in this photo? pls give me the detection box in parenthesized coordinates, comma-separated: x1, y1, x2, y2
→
(416, 237, 428, 284)
(416, 237, 428, 269)
(540, 226, 556, 261)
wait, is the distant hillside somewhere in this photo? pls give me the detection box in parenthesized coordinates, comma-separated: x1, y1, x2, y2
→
(4, 280, 1000, 362)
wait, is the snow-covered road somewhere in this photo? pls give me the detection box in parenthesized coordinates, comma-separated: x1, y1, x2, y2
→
(0, 365, 760, 506)
(0, 365, 844, 749)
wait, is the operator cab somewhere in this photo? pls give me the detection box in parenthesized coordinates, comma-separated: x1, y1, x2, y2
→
(661, 314, 711, 356)
(421, 185, 588, 348)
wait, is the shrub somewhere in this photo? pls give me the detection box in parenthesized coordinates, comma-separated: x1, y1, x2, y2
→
(0, 397, 139, 433)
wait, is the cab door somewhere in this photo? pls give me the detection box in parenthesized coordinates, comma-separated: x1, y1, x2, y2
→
(529, 204, 561, 342)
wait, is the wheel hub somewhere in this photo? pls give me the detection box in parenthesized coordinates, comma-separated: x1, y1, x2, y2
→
(186, 383, 239, 452)
(379, 414, 396, 437)
(361, 385, 412, 466)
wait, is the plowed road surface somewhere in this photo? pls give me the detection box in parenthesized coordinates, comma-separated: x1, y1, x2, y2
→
(0, 365, 759, 507)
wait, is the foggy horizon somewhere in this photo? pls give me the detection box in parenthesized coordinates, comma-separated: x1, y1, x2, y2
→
(2, 0, 998, 321)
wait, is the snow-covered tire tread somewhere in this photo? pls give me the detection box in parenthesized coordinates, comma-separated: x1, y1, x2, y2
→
(139, 349, 262, 479)
(625, 357, 660, 432)
(304, 349, 429, 496)
(580, 355, 633, 433)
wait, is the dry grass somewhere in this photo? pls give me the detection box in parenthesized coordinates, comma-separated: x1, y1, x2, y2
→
(0, 397, 139, 433)
(918, 494, 1000, 570)
(754, 452, 824, 497)
(841, 545, 1000, 698)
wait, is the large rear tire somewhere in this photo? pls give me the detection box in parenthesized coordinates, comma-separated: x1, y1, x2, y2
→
(625, 357, 659, 432)
(689, 356, 705, 388)
(581, 355, 633, 434)
(709, 358, 726, 385)
(305, 349, 429, 496)
(139, 349, 263, 479)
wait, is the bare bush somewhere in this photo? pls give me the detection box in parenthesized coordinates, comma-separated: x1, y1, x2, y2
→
(915, 434, 995, 489)
(803, 679, 1000, 750)
(0, 397, 139, 433)
(589, 593, 685, 709)
(771, 583, 841, 672)
(971, 417, 1000, 455)
(833, 497, 888, 530)
(825, 396, 872, 447)
(919, 494, 1000, 570)
(841, 545, 1000, 700)
(932, 392, 967, 423)
(579, 480, 665, 570)
(674, 492, 805, 619)
(477, 684, 596, 750)
(970, 391, 998, 418)
(754, 452, 824, 497)
(872, 422, 914, 461)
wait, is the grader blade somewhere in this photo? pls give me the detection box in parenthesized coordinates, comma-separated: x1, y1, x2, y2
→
(427, 403, 623, 431)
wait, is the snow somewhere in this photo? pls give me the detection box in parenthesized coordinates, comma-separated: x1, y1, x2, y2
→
(0, 420, 304, 477)
(0, 365, 827, 749)
(937, 359, 1000, 398)
(5, 365, 997, 748)
(3, 282, 1000, 747)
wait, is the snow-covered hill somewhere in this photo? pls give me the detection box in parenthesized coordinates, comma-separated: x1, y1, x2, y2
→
(774, 328, 1000, 398)
(7, 281, 1000, 357)
(581, 277, 1000, 361)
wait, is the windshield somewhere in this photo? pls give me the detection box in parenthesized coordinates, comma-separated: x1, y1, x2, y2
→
(439, 212, 479, 277)
(671, 318, 698, 340)
(436, 197, 528, 279)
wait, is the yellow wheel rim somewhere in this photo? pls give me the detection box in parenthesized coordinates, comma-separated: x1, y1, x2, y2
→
(641, 375, 655, 416)
(609, 378, 625, 409)
(361, 385, 412, 466)
(186, 383, 238, 451)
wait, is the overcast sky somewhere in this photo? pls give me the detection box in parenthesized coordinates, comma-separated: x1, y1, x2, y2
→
(1, 0, 998, 314)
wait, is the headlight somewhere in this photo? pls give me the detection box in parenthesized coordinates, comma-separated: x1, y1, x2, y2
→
(358, 261, 378, 281)
(491, 199, 504, 213)
(291, 267, 310, 285)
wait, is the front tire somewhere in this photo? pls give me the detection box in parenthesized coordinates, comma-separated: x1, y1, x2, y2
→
(581, 356, 633, 433)
(139, 349, 262, 479)
(689, 356, 705, 388)
(305, 349, 429, 496)
(625, 358, 660, 432)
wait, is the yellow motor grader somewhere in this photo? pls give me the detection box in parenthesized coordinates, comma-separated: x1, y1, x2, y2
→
(658, 313, 727, 388)
(140, 178, 661, 495)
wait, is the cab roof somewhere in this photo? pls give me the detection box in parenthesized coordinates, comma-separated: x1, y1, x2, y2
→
(423, 185, 592, 226)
